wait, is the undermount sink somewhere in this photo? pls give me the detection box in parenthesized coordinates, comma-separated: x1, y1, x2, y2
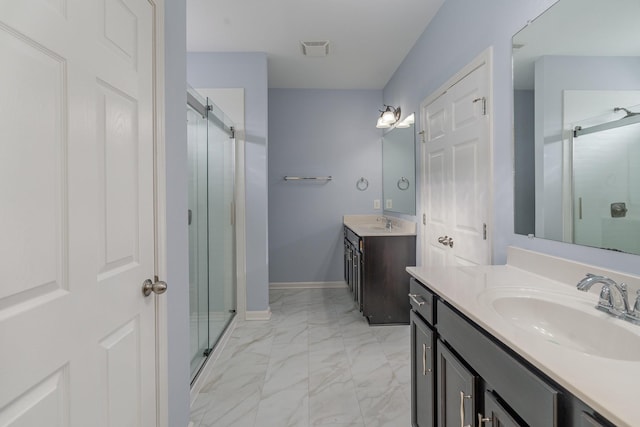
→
(359, 224, 389, 231)
(481, 288, 640, 361)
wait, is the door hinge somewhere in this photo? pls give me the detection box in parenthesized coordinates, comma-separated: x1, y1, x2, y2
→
(418, 130, 426, 143)
(483, 223, 487, 240)
(473, 97, 487, 115)
(422, 213, 426, 225)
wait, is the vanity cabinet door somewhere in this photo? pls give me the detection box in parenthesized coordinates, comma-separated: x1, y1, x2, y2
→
(437, 341, 477, 427)
(479, 391, 523, 427)
(411, 311, 435, 427)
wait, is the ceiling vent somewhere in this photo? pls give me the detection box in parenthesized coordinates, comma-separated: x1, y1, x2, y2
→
(301, 40, 330, 57)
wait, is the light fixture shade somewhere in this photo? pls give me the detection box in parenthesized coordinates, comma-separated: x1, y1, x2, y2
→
(375, 105, 401, 128)
(376, 117, 390, 128)
(381, 109, 396, 124)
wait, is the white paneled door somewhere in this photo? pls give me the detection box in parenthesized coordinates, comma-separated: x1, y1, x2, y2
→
(0, 1, 159, 426)
(422, 61, 491, 267)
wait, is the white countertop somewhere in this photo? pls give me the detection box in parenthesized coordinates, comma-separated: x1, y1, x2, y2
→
(343, 214, 416, 237)
(407, 247, 640, 427)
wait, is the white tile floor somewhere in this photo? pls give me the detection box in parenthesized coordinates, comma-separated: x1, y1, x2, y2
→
(190, 287, 411, 427)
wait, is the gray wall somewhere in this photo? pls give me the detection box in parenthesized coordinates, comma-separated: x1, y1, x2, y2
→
(187, 52, 270, 311)
(268, 89, 383, 283)
(164, 0, 190, 426)
(383, 0, 640, 275)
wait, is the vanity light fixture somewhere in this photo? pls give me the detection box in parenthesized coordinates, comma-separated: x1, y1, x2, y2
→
(376, 105, 401, 128)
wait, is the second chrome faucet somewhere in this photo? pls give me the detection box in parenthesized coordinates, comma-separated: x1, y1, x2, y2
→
(577, 273, 640, 325)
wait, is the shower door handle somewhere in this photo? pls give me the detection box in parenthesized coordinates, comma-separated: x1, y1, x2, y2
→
(142, 278, 168, 297)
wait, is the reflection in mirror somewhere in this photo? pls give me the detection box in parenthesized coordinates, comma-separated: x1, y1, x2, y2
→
(512, 0, 640, 255)
(383, 114, 416, 215)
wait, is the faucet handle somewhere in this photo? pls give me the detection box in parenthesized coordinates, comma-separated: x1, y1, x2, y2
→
(633, 289, 640, 312)
(625, 289, 640, 324)
(598, 286, 614, 309)
(620, 282, 628, 297)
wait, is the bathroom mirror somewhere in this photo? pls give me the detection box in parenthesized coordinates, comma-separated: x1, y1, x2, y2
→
(513, 0, 640, 255)
(382, 115, 416, 215)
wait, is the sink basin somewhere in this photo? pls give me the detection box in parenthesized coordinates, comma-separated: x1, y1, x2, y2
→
(481, 288, 640, 361)
(358, 224, 390, 232)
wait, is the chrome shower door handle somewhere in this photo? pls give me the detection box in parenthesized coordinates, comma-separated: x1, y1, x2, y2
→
(142, 279, 168, 297)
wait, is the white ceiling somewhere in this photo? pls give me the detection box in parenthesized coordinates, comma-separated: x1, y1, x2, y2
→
(186, 0, 445, 89)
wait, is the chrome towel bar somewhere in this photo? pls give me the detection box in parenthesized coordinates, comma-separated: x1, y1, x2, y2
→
(283, 176, 332, 181)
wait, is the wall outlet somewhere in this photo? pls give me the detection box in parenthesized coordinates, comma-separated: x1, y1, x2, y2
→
(373, 199, 380, 209)
(386, 199, 393, 209)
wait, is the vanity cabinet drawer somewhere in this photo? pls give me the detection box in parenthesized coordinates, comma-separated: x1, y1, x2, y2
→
(409, 278, 434, 325)
(437, 300, 559, 427)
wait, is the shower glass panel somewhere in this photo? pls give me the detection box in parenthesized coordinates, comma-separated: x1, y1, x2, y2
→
(572, 116, 640, 254)
(187, 87, 236, 382)
(207, 101, 236, 353)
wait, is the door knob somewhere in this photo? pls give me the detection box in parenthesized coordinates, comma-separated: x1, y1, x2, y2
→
(142, 279, 168, 297)
(447, 237, 454, 248)
(438, 236, 448, 245)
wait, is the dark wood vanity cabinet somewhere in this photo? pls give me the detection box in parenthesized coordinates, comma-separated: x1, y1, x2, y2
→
(343, 226, 415, 324)
(409, 277, 617, 427)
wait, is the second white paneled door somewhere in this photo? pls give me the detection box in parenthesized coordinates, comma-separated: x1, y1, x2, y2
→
(0, 0, 160, 426)
(422, 57, 492, 267)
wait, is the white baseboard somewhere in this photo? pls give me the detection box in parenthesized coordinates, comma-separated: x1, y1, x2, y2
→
(189, 315, 238, 405)
(245, 307, 272, 321)
(269, 281, 348, 290)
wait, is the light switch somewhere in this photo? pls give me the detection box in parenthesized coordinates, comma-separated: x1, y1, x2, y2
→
(386, 199, 393, 209)
(373, 199, 381, 209)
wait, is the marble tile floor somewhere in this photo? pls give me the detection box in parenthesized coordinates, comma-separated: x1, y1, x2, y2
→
(190, 287, 411, 427)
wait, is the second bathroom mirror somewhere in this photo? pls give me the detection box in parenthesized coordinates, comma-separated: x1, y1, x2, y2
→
(382, 114, 416, 215)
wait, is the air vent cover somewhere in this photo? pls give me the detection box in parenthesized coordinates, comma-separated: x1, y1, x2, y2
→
(301, 40, 330, 57)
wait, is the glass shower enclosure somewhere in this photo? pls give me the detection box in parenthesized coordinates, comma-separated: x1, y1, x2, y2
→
(187, 87, 236, 382)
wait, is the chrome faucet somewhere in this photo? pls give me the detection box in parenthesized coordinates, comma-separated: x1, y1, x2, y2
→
(377, 216, 393, 231)
(576, 274, 640, 324)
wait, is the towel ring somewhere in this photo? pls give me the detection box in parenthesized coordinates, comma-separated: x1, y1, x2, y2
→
(397, 177, 410, 191)
(356, 177, 369, 191)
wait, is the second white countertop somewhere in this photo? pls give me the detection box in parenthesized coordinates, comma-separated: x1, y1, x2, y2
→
(343, 214, 416, 237)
